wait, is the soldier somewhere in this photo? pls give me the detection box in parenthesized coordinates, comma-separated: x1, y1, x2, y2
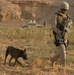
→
(50, 2, 73, 67)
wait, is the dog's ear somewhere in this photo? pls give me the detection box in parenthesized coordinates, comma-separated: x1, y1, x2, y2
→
(24, 49, 26, 52)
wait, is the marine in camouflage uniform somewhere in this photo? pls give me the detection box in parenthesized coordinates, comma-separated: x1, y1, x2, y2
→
(50, 2, 73, 67)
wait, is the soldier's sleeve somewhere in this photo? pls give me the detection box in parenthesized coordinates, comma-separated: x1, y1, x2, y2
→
(68, 19, 73, 28)
(51, 15, 61, 35)
(67, 14, 73, 28)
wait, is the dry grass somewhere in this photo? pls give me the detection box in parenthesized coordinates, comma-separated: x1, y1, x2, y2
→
(0, 26, 74, 75)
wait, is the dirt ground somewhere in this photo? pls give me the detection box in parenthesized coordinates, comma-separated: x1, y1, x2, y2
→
(0, 25, 73, 75)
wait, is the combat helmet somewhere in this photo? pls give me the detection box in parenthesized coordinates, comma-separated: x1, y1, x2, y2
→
(60, 2, 69, 10)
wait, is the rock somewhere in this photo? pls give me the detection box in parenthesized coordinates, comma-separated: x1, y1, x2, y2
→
(0, 1, 21, 22)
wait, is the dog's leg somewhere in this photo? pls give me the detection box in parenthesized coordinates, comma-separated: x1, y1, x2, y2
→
(4, 49, 9, 65)
(9, 57, 13, 66)
(13, 59, 17, 67)
(17, 60, 24, 67)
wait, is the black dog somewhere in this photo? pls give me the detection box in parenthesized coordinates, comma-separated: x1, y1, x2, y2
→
(4, 46, 27, 67)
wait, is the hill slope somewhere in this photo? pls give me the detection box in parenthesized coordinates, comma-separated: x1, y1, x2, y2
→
(0, 0, 74, 25)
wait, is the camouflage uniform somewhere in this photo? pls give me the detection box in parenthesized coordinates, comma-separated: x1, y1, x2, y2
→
(50, 2, 73, 67)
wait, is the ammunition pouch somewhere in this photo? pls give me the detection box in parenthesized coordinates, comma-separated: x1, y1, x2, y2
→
(54, 39, 63, 47)
(53, 31, 69, 49)
(53, 31, 63, 46)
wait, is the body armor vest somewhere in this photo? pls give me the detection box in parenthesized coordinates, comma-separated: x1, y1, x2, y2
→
(56, 11, 68, 31)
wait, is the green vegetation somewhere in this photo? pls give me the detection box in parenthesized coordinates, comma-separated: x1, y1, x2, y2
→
(0, 26, 74, 75)
(0, 26, 73, 58)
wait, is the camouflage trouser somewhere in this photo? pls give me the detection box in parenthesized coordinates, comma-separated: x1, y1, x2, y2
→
(51, 44, 66, 67)
(51, 32, 68, 67)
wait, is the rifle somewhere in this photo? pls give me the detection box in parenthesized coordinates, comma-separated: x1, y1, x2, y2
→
(61, 17, 71, 50)
(61, 17, 71, 39)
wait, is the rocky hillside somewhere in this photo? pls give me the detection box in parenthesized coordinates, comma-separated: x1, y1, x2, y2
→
(0, 0, 74, 24)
